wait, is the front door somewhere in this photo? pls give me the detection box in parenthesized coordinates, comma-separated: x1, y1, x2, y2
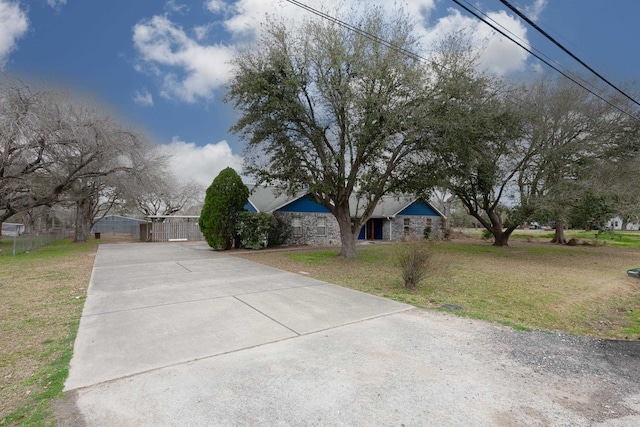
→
(358, 218, 384, 240)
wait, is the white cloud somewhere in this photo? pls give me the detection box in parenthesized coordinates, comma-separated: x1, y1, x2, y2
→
(525, 0, 547, 21)
(193, 24, 211, 41)
(204, 0, 226, 14)
(132, 15, 235, 102)
(165, 0, 188, 15)
(222, 0, 527, 75)
(0, 0, 28, 69)
(479, 10, 530, 75)
(421, 8, 530, 76)
(132, 0, 532, 104)
(165, 137, 243, 187)
(133, 88, 154, 106)
(222, 0, 437, 39)
(46, 0, 67, 10)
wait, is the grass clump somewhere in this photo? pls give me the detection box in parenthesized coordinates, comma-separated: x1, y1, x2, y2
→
(398, 240, 431, 290)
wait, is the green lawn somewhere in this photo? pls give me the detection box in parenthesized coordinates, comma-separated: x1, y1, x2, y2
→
(0, 239, 97, 426)
(2, 232, 640, 426)
(238, 237, 640, 340)
(477, 228, 640, 248)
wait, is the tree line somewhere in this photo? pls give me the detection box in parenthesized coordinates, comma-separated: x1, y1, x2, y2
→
(225, 6, 640, 258)
(0, 78, 201, 241)
(4, 6, 638, 254)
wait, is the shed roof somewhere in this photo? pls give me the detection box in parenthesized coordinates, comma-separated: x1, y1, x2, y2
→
(94, 214, 147, 223)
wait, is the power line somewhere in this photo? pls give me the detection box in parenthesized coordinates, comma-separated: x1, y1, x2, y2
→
(460, 1, 577, 81)
(450, 0, 639, 121)
(280, 0, 639, 121)
(497, 0, 640, 108)
(282, 0, 426, 63)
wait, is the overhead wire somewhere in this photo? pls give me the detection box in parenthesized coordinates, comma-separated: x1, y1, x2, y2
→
(497, 0, 640, 108)
(450, 0, 638, 121)
(282, 0, 426, 63)
(456, 0, 599, 89)
(280, 0, 639, 121)
(455, 0, 608, 98)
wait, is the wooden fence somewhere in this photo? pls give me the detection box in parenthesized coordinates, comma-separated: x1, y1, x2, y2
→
(142, 222, 204, 242)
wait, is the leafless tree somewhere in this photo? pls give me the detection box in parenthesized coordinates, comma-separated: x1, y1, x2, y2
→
(124, 171, 203, 220)
(0, 77, 165, 241)
(517, 76, 638, 243)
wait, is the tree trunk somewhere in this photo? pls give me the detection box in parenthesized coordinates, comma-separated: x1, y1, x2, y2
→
(482, 209, 512, 247)
(551, 221, 567, 244)
(492, 228, 512, 247)
(74, 199, 91, 242)
(334, 208, 358, 259)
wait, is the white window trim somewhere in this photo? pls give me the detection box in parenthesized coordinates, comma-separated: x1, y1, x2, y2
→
(316, 216, 326, 236)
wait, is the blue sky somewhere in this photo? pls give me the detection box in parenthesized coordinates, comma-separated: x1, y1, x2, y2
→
(1, 0, 639, 186)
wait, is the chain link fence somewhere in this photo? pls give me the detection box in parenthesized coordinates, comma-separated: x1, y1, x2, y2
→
(1, 225, 72, 256)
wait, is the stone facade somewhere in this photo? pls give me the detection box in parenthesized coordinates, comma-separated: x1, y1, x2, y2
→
(276, 211, 442, 246)
(275, 211, 342, 246)
(389, 215, 442, 241)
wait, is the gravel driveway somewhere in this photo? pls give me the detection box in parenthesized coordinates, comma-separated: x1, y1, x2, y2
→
(490, 320, 640, 425)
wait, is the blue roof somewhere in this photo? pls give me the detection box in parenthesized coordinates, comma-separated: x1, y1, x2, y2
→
(246, 185, 445, 218)
(277, 195, 331, 213)
(397, 200, 440, 216)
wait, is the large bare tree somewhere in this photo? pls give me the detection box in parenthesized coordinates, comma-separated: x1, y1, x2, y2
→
(226, 6, 431, 258)
(0, 77, 162, 241)
(0, 80, 65, 235)
(124, 171, 202, 220)
(517, 76, 637, 243)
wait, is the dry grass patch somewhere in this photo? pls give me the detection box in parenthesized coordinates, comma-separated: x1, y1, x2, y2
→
(0, 236, 128, 425)
(236, 240, 640, 340)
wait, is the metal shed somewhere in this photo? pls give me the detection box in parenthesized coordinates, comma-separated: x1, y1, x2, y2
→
(92, 215, 147, 239)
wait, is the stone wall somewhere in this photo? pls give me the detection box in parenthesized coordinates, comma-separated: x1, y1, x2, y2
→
(275, 211, 342, 246)
(389, 215, 442, 241)
(275, 211, 443, 246)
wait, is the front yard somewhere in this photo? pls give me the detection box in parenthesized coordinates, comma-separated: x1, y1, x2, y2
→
(236, 233, 640, 340)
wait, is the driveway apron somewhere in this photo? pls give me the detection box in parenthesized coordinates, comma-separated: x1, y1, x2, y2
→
(65, 242, 412, 391)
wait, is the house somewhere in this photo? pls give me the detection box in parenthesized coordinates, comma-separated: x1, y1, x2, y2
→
(1, 222, 25, 237)
(245, 185, 445, 246)
(607, 216, 640, 231)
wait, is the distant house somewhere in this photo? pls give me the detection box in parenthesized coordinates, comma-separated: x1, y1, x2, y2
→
(1, 222, 25, 237)
(607, 216, 640, 231)
(245, 185, 445, 246)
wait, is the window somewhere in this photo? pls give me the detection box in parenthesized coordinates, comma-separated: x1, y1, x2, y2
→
(292, 216, 302, 236)
(425, 218, 432, 227)
(316, 217, 326, 236)
(403, 217, 411, 235)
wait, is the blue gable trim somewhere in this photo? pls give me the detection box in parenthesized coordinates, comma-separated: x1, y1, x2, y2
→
(244, 202, 257, 212)
(398, 200, 439, 216)
(277, 195, 330, 213)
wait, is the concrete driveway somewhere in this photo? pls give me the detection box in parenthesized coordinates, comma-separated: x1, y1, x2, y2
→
(59, 242, 640, 426)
